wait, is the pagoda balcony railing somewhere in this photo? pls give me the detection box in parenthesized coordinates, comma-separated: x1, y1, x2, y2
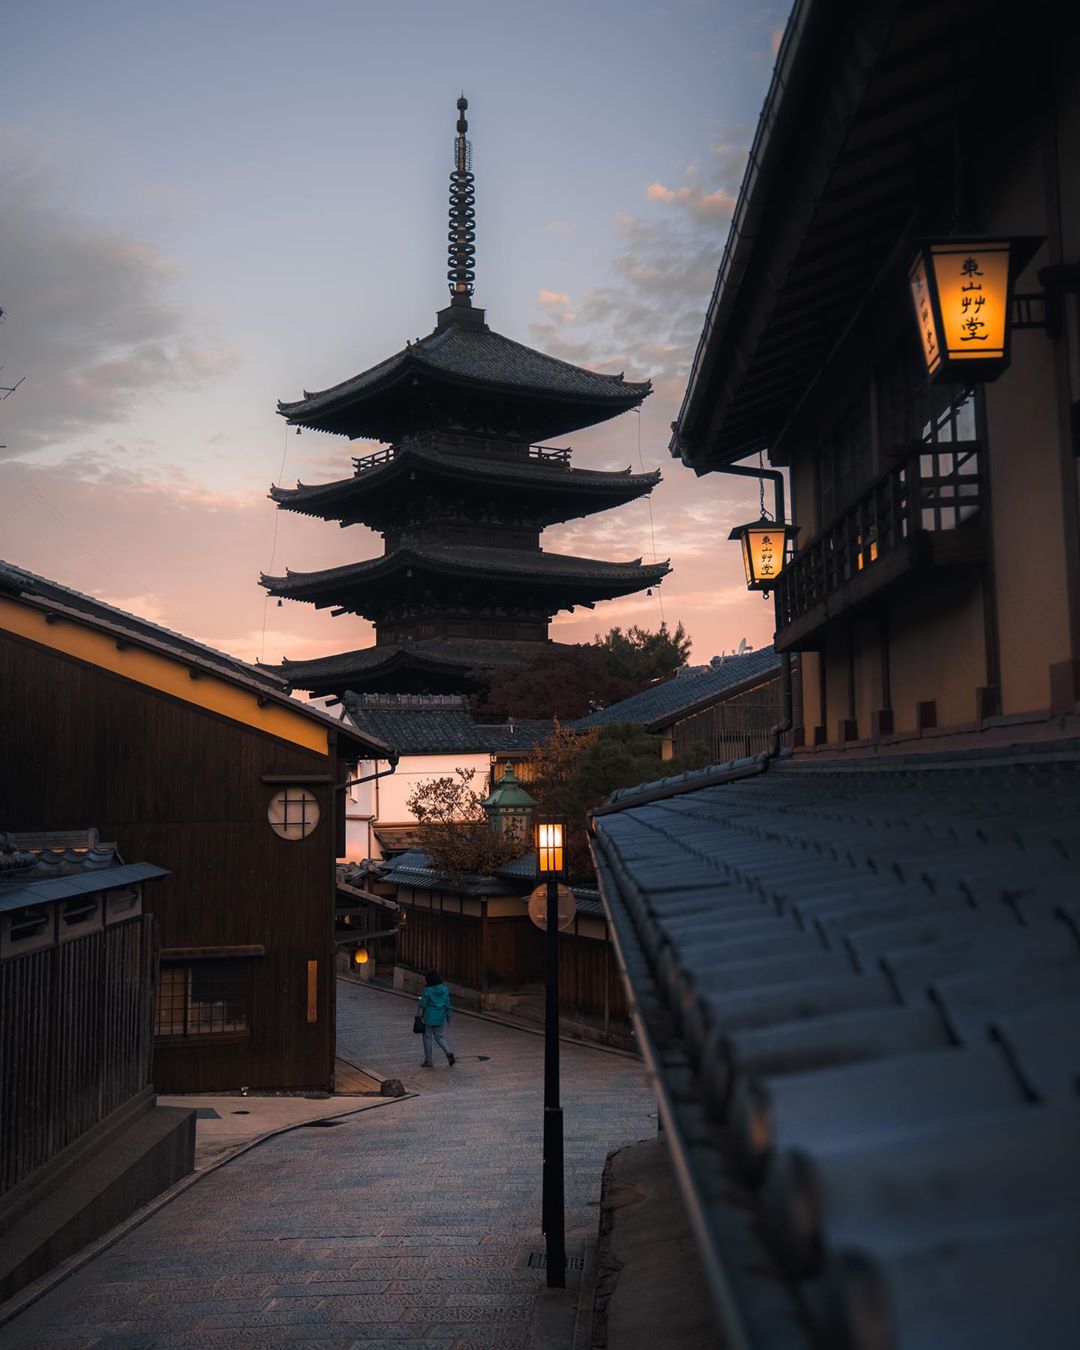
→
(352, 435, 572, 476)
(775, 441, 986, 651)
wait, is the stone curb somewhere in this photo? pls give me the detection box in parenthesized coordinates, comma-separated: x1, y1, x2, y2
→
(0, 1092, 415, 1333)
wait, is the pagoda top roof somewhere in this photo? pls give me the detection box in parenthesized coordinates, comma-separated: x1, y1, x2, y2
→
(269, 437, 660, 525)
(277, 306, 651, 443)
(262, 543, 670, 607)
(267, 637, 577, 695)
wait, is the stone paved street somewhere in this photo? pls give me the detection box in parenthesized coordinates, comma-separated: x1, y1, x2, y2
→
(2, 981, 654, 1350)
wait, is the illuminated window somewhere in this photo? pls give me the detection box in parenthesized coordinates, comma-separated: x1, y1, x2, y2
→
(267, 786, 320, 840)
(155, 961, 252, 1041)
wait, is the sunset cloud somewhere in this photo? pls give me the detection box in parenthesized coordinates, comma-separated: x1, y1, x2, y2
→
(646, 181, 737, 219)
(0, 130, 237, 455)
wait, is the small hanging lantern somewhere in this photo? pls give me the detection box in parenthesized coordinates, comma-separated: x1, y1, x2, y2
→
(908, 236, 1043, 383)
(481, 766, 537, 844)
(352, 946, 369, 966)
(535, 814, 567, 878)
(728, 517, 798, 593)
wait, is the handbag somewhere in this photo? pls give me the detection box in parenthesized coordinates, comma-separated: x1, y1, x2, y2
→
(413, 1012, 425, 1035)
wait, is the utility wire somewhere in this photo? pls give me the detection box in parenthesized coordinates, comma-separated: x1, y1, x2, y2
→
(259, 422, 291, 664)
(634, 409, 666, 624)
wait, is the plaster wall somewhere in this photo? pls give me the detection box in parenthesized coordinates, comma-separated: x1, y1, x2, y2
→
(345, 751, 493, 861)
(982, 115, 1075, 713)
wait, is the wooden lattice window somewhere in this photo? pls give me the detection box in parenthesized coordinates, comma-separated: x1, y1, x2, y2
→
(155, 961, 252, 1041)
(267, 786, 320, 840)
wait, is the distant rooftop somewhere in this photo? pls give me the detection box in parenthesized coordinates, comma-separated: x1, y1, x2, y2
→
(573, 645, 780, 730)
(342, 692, 552, 755)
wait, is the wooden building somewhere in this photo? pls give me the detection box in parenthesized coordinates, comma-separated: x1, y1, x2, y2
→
(370, 849, 627, 1043)
(262, 96, 668, 698)
(0, 829, 193, 1302)
(589, 3, 1080, 1346)
(0, 562, 392, 1093)
(574, 645, 790, 761)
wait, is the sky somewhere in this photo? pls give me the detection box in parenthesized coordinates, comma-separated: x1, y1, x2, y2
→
(0, 0, 788, 672)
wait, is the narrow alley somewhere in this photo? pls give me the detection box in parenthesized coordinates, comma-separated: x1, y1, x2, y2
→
(1, 982, 654, 1350)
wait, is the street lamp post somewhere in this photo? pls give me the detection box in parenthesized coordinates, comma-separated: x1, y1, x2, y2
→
(535, 814, 566, 1289)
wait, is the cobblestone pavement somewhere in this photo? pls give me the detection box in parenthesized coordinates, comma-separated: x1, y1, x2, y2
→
(2, 981, 654, 1350)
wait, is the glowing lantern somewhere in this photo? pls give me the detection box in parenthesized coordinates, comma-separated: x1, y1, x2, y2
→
(728, 517, 798, 593)
(352, 947, 369, 966)
(908, 236, 1042, 382)
(535, 816, 566, 877)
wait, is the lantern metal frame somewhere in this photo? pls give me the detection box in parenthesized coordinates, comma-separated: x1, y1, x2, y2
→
(727, 516, 800, 593)
(908, 234, 1045, 384)
(534, 814, 567, 878)
(481, 766, 537, 843)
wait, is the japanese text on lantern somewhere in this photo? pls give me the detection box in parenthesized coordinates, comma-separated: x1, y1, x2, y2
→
(759, 533, 775, 577)
(909, 256, 940, 372)
(933, 242, 1009, 361)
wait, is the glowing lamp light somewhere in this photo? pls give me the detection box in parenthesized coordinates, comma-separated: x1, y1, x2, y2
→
(352, 947, 369, 966)
(536, 817, 566, 877)
(728, 517, 798, 593)
(908, 236, 1043, 383)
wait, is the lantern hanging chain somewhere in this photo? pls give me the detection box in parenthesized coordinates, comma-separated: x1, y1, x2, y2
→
(758, 450, 772, 521)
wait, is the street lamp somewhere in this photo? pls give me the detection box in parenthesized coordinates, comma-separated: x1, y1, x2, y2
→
(908, 235, 1044, 382)
(535, 812, 567, 1289)
(728, 517, 798, 594)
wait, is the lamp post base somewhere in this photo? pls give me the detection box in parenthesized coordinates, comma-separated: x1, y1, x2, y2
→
(543, 1105, 566, 1288)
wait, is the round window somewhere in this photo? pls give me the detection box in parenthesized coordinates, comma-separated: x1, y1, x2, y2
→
(267, 787, 320, 840)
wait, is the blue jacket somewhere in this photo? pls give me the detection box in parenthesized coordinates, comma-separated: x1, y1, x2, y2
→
(420, 983, 452, 1027)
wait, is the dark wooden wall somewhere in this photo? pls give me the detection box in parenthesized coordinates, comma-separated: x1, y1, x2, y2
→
(397, 900, 626, 1022)
(0, 631, 342, 1093)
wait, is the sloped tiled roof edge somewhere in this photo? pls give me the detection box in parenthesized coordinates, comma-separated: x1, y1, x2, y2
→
(590, 746, 1080, 1346)
(573, 646, 780, 731)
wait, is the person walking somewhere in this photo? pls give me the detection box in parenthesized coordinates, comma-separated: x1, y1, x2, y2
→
(418, 969, 455, 1068)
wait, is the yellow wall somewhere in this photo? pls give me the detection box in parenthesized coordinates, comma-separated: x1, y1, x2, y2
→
(0, 596, 330, 755)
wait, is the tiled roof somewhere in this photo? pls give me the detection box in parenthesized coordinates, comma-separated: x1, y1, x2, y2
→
(272, 637, 553, 687)
(342, 693, 552, 755)
(271, 440, 660, 516)
(0, 559, 286, 691)
(0, 832, 168, 913)
(378, 847, 604, 916)
(279, 320, 649, 423)
(573, 646, 780, 730)
(0, 560, 392, 759)
(590, 744, 1080, 1349)
(262, 544, 670, 600)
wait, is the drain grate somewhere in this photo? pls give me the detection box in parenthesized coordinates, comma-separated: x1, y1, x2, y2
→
(527, 1251, 584, 1271)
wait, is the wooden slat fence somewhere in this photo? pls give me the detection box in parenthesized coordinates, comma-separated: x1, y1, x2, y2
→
(0, 916, 157, 1195)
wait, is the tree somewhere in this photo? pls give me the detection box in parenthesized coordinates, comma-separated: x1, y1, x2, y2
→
(525, 722, 711, 879)
(470, 644, 640, 722)
(405, 769, 525, 878)
(593, 621, 692, 683)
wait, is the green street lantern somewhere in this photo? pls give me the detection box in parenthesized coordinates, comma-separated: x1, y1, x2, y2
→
(481, 766, 537, 844)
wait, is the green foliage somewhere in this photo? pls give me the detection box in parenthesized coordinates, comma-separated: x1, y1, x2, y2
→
(526, 722, 711, 879)
(593, 622, 692, 683)
(470, 644, 639, 721)
(405, 769, 525, 879)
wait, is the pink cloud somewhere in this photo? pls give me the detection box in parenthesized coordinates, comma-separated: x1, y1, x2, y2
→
(646, 182, 736, 219)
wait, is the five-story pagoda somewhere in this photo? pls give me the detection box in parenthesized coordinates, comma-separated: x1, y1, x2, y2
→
(262, 97, 669, 697)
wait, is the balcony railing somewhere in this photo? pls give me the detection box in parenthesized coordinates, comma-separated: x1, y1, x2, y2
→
(352, 435, 572, 476)
(776, 442, 985, 648)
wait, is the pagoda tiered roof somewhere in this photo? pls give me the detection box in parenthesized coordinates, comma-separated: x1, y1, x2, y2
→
(277, 305, 651, 444)
(262, 543, 669, 617)
(270, 637, 577, 696)
(269, 436, 661, 529)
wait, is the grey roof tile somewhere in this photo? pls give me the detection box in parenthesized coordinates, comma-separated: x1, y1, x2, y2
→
(573, 646, 779, 729)
(341, 693, 552, 755)
(590, 746, 1080, 1347)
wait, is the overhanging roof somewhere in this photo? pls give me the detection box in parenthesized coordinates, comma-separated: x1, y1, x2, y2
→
(279, 307, 650, 444)
(671, 0, 1020, 471)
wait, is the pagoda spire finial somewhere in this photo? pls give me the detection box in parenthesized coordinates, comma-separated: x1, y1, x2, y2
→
(447, 94, 476, 306)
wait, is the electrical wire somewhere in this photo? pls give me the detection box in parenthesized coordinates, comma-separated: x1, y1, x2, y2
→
(634, 409, 666, 624)
(259, 422, 291, 664)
